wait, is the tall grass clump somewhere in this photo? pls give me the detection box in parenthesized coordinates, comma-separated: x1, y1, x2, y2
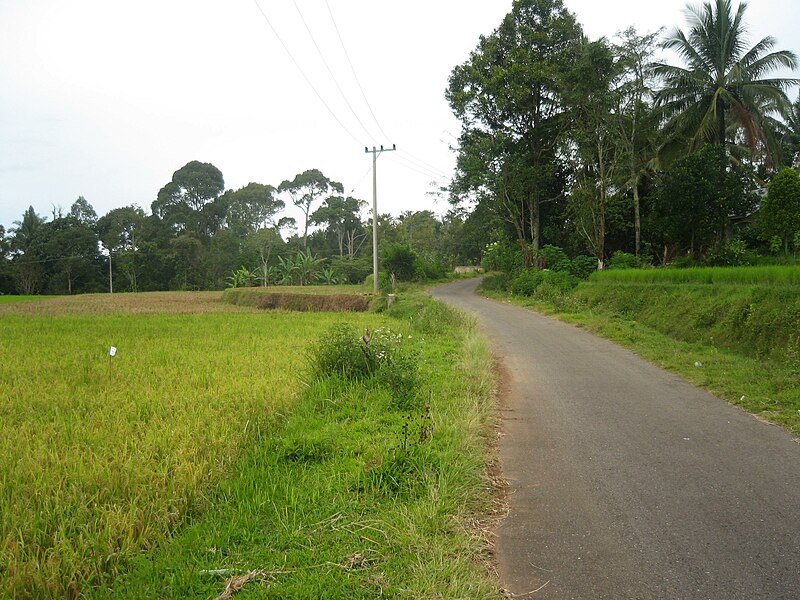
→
(310, 323, 420, 407)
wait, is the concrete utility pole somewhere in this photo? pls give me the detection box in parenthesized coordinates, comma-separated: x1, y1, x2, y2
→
(365, 144, 396, 294)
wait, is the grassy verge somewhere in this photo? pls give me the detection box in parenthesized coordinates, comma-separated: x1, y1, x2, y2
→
(94, 291, 501, 598)
(480, 284, 800, 436)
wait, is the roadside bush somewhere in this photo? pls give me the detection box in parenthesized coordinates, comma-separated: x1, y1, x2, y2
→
(705, 238, 754, 267)
(386, 294, 463, 335)
(330, 256, 372, 285)
(414, 253, 446, 280)
(364, 272, 391, 292)
(607, 251, 647, 270)
(310, 323, 419, 401)
(511, 269, 545, 296)
(541, 270, 579, 292)
(537, 245, 571, 272)
(479, 273, 511, 292)
(482, 241, 524, 273)
(511, 269, 578, 297)
(570, 255, 597, 279)
(381, 244, 417, 281)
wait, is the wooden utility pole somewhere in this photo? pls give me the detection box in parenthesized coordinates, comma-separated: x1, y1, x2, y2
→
(365, 144, 396, 293)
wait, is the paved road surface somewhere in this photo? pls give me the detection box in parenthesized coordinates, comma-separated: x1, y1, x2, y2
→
(431, 278, 800, 599)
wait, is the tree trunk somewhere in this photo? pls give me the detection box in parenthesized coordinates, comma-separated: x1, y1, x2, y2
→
(633, 175, 641, 257)
(529, 193, 541, 255)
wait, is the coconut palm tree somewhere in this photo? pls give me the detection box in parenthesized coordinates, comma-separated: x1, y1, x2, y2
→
(654, 0, 798, 166)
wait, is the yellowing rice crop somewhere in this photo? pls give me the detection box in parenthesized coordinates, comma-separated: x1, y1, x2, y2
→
(0, 292, 389, 598)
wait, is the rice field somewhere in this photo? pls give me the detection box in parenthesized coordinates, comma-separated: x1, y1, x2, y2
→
(590, 265, 800, 286)
(0, 292, 392, 598)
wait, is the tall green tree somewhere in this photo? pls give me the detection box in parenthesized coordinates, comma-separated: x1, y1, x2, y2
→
(68, 197, 98, 229)
(11, 206, 47, 252)
(27, 216, 102, 294)
(278, 169, 343, 249)
(152, 161, 225, 235)
(614, 28, 663, 256)
(758, 166, 800, 254)
(97, 206, 147, 291)
(447, 0, 583, 260)
(564, 38, 623, 269)
(309, 195, 365, 258)
(784, 93, 800, 165)
(223, 182, 283, 236)
(651, 145, 756, 258)
(654, 0, 798, 166)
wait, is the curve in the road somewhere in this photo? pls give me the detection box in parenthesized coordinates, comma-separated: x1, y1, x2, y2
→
(432, 278, 800, 600)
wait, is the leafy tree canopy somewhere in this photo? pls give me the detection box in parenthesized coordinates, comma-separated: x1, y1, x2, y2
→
(152, 160, 225, 222)
(758, 166, 800, 252)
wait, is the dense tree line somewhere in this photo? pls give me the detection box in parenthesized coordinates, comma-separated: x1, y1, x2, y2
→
(0, 162, 480, 295)
(4, 0, 800, 296)
(447, 0, 800, 270)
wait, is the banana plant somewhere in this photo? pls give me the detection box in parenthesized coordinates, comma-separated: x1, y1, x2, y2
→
(226, 266, 254, 288)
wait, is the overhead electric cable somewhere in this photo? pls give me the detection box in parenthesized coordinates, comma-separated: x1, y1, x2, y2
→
(325, 0, 454, 181)
(391, 154, 447, 180)
(292, 0, 377, 142)
(397, 151, 450, 178)
(324, 0, 392, 141)
(348, 164, 374, 194)
(251, 0, 361, 145)
(386, 156, 450, 183)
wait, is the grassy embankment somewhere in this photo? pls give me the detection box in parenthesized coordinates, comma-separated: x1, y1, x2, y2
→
(481, 265, 800, 434)
(1, 290, 500, 598)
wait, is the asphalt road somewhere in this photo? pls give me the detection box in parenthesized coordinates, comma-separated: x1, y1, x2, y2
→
(431, 278, 800, 599)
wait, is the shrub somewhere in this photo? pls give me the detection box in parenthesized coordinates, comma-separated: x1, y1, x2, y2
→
(414, 253, 446, 280)
(570, 255, 597, 279)
(510, 269, 578, 297)
(479, 273, 511, 292)
(537, 245, 571, 272)
(510, 269, 545, 296)
(482, 241, 524, 274)
(705, 239, 754, 267)
(364, 272, 391, 292)
(607, 251, 644, 270)
(381, 244, 417, 281)
(386, 295, 463, 336)
(671, 255, 698, 269)
(541, 270, 579, 292)
(375, 350, 420, 408)
(330, 256, 372, 285)
(309, 323, 419, 401)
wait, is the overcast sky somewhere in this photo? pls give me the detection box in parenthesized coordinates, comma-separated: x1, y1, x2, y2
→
(1, 0, 798, 232)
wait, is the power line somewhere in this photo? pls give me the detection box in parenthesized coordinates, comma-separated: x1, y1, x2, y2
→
(250, 0, 362, 145)
(387, 155, 449, 183)
(348, 164, 374, 195)
(324, 0, 392, 141)
(396, 150, 450, 178)
(292, 0, 377, 142)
